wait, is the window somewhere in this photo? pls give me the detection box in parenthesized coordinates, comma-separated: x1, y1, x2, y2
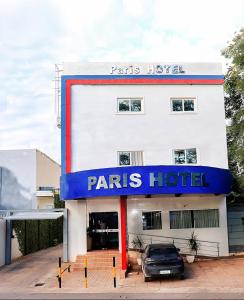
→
(171, 98, 195, 112)
(118, 151, 143, 166)
(173, 148, 197, 164)
(169, 209, 219, 229)
(117, 98, 143, 113)
(194, 210, 219, 228)
(142, 211, 162, 230)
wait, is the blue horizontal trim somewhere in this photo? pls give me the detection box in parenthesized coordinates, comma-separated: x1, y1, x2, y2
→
(60, 165, 232, 200)
(61, 74, 224, 80)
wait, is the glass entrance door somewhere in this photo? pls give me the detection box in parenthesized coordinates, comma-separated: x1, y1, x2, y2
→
(88, 212, 119, 250)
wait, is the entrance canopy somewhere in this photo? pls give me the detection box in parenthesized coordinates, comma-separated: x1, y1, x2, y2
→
(3, 211, 63, 220)
(1, 208, 68, 265)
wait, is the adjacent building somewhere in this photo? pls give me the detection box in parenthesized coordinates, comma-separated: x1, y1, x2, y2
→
(0, 149, 60, 210)
(60, 62, 232, 272)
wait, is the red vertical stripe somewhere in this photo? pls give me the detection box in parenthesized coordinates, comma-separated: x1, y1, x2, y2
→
(120, 196, 127, 271)
(66, 81, 71, 173)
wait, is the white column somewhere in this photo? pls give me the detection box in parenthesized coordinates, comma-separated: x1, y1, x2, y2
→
(66, 200, 87, 262)
(219, 196, 229, 256)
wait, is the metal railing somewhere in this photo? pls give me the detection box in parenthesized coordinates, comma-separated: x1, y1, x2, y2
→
(128, 232, 220, 257)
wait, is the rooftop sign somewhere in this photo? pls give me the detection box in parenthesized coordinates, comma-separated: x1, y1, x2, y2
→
(110, 64, 185, 75)
(60, 165, 232, 200)
(62, 62, 223, 76)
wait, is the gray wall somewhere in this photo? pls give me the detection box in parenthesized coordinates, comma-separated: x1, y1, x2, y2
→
(228, 206, 244, 252)
(0, 219, 5, 267)
(0, 149, 36, 209)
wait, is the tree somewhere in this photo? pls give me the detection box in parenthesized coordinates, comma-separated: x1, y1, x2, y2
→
(222, 29, 244, 202)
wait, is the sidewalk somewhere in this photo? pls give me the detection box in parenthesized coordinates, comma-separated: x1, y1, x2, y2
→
(1, 245, 244, 298)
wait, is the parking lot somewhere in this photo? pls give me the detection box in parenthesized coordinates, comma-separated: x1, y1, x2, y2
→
(1, 245, 244, 296)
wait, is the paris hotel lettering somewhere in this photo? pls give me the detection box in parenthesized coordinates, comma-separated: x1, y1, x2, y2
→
(110, 64, 185, 75)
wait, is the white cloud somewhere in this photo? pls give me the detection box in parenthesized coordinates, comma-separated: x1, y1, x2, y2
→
(0, 0, 243, 163)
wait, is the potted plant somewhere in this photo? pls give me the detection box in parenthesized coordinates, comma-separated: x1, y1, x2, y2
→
(131, 236, 144, 266)
(186, 231, 200, 263)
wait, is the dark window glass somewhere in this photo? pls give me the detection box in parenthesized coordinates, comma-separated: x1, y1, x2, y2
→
(174, 150, 186, 164)
(172, 100, 183, 111)
(149, 247, 178, 259)
(119, 152, 130, 165)
(186, 148, 197, 164)
(118, 100, 130, 111)
(184, 99, 194, 111)
(174, 148, 197, 165)
(142, 211, 162, 230)
(131, 100, 142, 112)
(118, 98, 142, 112)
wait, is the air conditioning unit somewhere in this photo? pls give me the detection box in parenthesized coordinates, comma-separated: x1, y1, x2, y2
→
(56, 116, 61, 128)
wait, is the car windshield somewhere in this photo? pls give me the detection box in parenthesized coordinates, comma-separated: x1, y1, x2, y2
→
(149, 247, 178, 259)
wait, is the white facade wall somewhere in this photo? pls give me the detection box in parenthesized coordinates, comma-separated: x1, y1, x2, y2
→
(127, 195, 228, 256)
(71, 84, 227, 172)
(66, 201, 87, 261)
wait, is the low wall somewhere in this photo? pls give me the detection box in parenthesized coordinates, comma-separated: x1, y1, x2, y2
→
(128, 250, 141, 271)
(0, 220, 5, 267)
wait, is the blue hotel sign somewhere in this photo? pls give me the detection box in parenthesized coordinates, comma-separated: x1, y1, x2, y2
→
(60, 165, 232, 200)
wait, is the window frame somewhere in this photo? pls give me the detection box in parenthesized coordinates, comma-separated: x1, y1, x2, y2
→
(117, 150, 144, 166)
(170, 97, 197, 114)
(172, 147, 199, 165)
(117, 97, 144, 114)
(142, 210, 162, 231)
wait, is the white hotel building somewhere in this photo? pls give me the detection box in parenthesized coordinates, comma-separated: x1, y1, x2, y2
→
(60, 62, 232, 271)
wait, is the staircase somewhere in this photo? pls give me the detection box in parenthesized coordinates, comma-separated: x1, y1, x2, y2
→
(73, 250, 121, 271)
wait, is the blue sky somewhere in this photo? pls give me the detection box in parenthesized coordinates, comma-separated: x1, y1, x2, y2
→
(0, 0, 243, 163)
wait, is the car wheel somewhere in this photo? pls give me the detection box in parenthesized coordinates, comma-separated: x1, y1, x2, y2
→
(179, 273, 185, 280)
(144, 276, 150, 282)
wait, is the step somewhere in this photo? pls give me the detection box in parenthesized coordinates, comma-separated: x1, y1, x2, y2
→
(81, 250, 120, 255)
(76, 257, 121, 262)
(72, 267, 121, 272)
(74, 260, 121, 266)
(74, 250, 121, 272)
(71, 266, 121, 273)
(73, 262, 121, 267)
(77, 253, 120, 258)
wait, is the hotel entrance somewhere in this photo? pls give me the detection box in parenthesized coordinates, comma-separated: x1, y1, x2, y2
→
(88, 212, 119, 250)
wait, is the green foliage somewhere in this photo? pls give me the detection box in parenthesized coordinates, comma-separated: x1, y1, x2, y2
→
(222, 29, 244, 94)
(222, 29, 244, 202)
(131, 236, 144, 252)
(13, 218, 63, 256)
(54, 192, 65, 208)
(188, 232, 200, 255)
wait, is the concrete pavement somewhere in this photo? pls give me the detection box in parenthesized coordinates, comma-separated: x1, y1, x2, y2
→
(1, 245, 244, 298)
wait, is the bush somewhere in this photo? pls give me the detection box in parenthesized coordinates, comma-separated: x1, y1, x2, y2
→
(13, 218, 63, 255)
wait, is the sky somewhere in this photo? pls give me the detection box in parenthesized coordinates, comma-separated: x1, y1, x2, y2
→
(0, 0, 243, 163)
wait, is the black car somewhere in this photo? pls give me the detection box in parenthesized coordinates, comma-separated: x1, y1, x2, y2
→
(141, 243, 184, 281)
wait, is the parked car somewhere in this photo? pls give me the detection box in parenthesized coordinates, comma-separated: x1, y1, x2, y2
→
(141, 243, 184, 282)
